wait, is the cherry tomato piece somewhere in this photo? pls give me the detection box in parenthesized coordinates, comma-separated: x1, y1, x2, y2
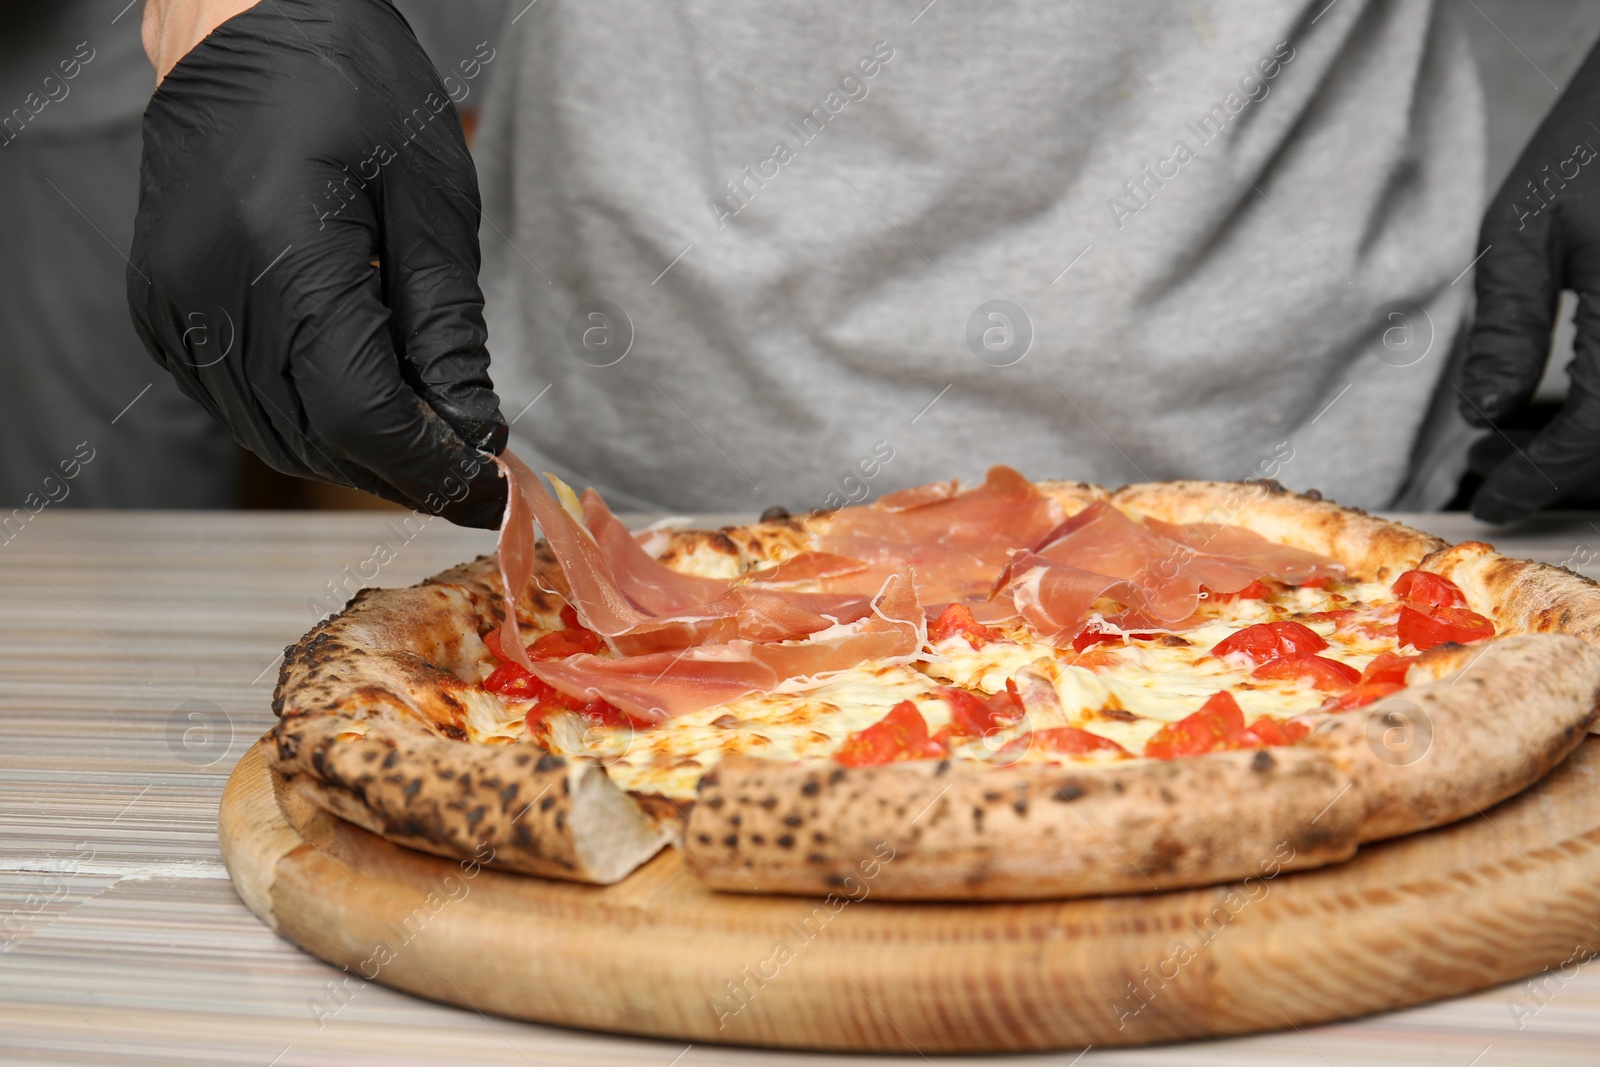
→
(484, 661, 557, 701)
(1391, 570, 1468, 611)
(1211, 621, 1328, 665)
(936, 682, 1023, 743)
(1250, 653, 1360, 691)
(1359, 651, 1417, 686)
(1239, 716, 1311, 747)
(1144, 691, 1247, 759)
(1000, 727, 1129, 760)
(1397, 605, 1495, 650)
(1071, 623, 1158, 653)
(834, 701, 948, 767)
(1321, 681, 1405, 712)
(929, 604, 1001, 648)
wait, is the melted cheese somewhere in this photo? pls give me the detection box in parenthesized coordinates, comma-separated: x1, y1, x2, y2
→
(472, 579, 1413, 800)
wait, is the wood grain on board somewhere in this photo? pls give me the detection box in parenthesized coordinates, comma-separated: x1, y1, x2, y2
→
(222, 734, 1600, 1054)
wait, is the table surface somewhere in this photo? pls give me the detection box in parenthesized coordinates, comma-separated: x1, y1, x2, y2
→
(5, 509, 1600, 1067)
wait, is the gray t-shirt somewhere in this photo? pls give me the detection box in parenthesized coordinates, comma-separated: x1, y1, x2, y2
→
(476, 0, 1484, 513)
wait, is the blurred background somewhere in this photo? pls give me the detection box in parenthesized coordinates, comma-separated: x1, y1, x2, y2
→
(1, 0, 1596, 516)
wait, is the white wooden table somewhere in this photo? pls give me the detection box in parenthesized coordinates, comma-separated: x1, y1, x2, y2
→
(4, 509, 1600, 1067)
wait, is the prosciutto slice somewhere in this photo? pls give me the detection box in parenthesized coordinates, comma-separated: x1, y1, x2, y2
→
(500, 453, 652, 643)
(493, 452, 1343, 714)
(1005, 554, 1139, 639)
(581, 488, 728, 615)
(493, 453, 542, 671)
(813, 466, 1064, 602)
(1142, 517, 1344, 586)
(526, 572, 926, 721)
(745, 551, 869, 586)
(1032, 503, 1261, 622)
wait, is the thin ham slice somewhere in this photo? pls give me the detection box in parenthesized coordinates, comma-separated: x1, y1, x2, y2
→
(493, 451, 1344, 716)
(493, 454, 541, 671)
(878, 480, 958, 511)
(581, 488, 729, 615)
(500, 453, 651, 643)
(1142, 517, 1344, 586)
(746, 551, 869, 586)
(527, 571, 926, 721)
(1033, 503, 1260, 621)
(813, 466, 1063, 602)
(1006, 554, 1138, 639)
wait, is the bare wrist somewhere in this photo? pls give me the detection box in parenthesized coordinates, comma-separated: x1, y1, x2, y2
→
(142, 0, 260, 84)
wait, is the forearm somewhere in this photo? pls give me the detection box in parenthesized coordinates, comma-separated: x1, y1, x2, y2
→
(141, 0, 258, 83)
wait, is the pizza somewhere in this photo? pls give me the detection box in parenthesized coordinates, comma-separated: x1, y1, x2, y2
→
(267, 461, 1600, 900)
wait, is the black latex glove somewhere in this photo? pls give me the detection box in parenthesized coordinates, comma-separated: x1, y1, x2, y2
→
(127, 0, 508, 527)
(1459, 40, 1600, 524)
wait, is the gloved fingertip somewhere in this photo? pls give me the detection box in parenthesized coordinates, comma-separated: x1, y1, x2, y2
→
(1469, 487, 1531, 526)
(438, 468, 510, 530)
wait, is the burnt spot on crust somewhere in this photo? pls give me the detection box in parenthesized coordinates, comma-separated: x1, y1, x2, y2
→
(1053, 783, 1085, 802)
(759, 506, 791, 522)
(1145, 836, 1187, 875)
(535, 753, 564, 773)
(1252, 750, 1276, 773)
(801, 779, 821, 796)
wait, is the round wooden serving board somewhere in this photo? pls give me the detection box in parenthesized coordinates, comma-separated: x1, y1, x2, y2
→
(220, 737, 1600, 1053)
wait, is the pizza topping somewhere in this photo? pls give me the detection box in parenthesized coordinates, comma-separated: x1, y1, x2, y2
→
(483, 660, 558, 701)
(812, 465, 1064, 603)
(1398, 605, 1496, 651)
(582, 487, 730, 615)
(521, 571, 927, 722)
(1250, 653, 1360, 691)
(1210, 621, 1328, 665)
(1033, 503, 1263, 620)
(525, 691, 649, 733)
(1143, 691, 1310, 759)
(1359, 651, 1418, 686)
(1142, 517, 1345, 587)
(492, 452, 544, 671)
(1071, 621, 1158, 652)
(1216, 578, 1274, 601)
(745, 551, 870, 586)
(499, 456, 652, 650)
(933, 681, 1024, 744)
(1003, 556, 1144, 642)
(929, 603, 1002, 648)
(877, 480, 958, 511)
(1391, 569, 1468, 612)
(997, 726, 1130, 762)
(834, 701, 947, 766)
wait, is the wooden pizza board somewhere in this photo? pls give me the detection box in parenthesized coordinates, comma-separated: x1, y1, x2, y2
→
(219, 736, 1600, 1053)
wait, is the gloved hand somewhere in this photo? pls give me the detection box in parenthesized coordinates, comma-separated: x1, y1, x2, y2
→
(127, 0, 508, 527)
(1459, 40, 1600, 524)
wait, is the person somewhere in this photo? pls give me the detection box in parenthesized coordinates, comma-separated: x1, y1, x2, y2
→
(124, 0, 1590, 525)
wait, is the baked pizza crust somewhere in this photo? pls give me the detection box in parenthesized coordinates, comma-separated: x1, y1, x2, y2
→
(685, 635, 1599, 898)
(269, 559, 672, 883)
(267, 478, 1600, 899)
